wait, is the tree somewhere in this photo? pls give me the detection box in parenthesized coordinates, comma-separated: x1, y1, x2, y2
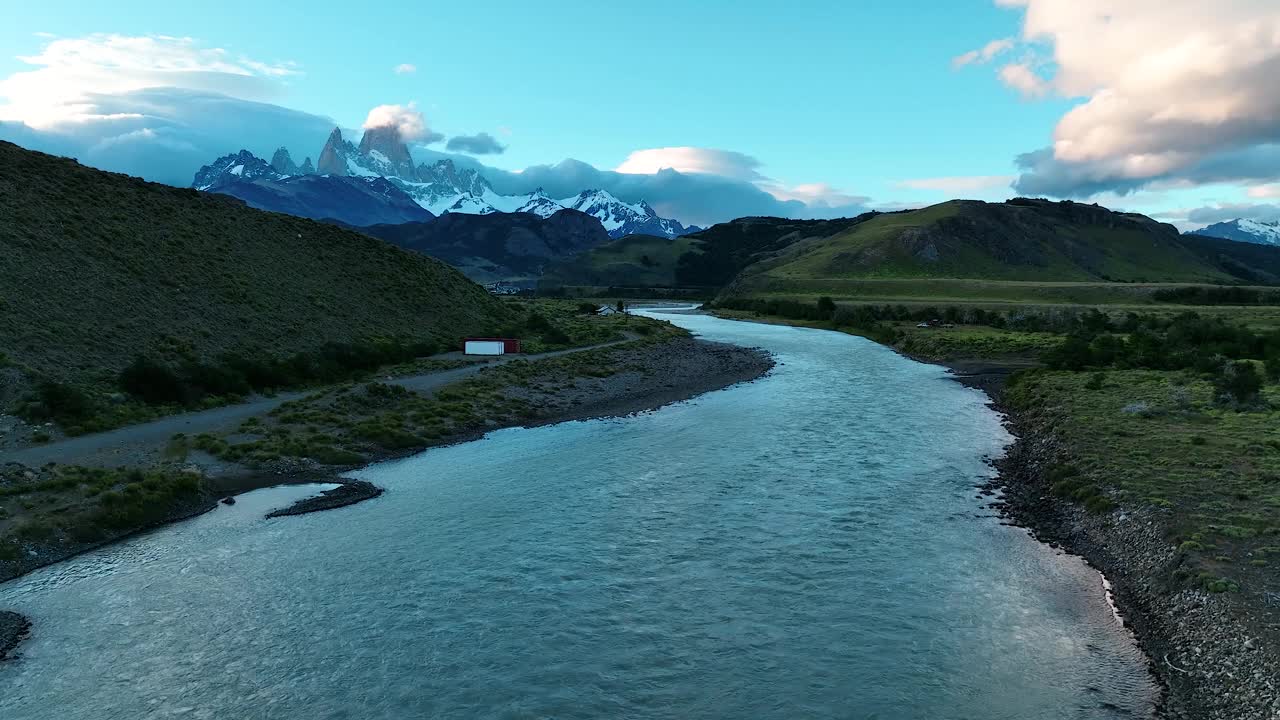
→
(616, 299, 625, 312)
(817, 296, 836, 319)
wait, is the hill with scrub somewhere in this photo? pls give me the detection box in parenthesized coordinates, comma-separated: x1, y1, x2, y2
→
(542, 199, 1280, 299)
(0, 141, 511, 425)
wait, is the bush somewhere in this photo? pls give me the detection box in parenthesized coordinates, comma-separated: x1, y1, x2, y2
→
(1213, 361, 1263, 406)
(817, 296, 837, 319)
(120, 355, 185, 405)
(34, 380, 96, 423)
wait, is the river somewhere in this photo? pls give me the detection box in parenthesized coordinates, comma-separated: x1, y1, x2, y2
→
(0, 309, 1156, 719)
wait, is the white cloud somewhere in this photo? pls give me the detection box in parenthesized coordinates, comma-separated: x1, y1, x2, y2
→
(760, 182, 869, 209)
(0, 34, 299, 127)
(1248, 184, 1280, 199)
(972, 1, 1280, 196)
(394, 63, 416, 75)
(997, 63, 1049, 97)
(615, 147, 765, 182)
(894, 175, 1016, 192)
(362, 102, 429, 142)
(952, 38, 1015, 68)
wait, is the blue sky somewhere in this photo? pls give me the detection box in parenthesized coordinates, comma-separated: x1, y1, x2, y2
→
(2, 1, 1279, 228)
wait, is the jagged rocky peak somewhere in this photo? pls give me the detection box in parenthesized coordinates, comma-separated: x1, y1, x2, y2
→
(190, 149, 280, 190)
(358, 125, 417, 179)
(299, 156, 315, 174)
(270, 147, 300, 175)
(316, 127, 351, 176)
(418, 158, 491, 196)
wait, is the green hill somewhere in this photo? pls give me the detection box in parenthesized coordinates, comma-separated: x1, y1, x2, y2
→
(539, 233, 703, 289)
(540, 217, 865, 291)
(730, 199, 1280, 292)
(0, 141, 510, 409)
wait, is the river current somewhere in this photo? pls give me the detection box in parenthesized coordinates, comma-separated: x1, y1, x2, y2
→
(0, 309, 1156, 719)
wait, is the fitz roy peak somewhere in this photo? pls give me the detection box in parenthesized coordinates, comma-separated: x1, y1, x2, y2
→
(192, 125, 697, 238)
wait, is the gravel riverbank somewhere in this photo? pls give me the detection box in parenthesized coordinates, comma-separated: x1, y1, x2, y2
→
(946, 363, 1280, 720)
(0, 335, 773, 661)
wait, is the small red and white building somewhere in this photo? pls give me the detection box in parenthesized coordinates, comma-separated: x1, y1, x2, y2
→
(462, 337, 521, 355)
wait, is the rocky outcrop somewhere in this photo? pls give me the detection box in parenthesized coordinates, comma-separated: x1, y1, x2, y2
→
(358, 125, 418, 180)
(0, 611, 31, 661)
(315, 127, 352, 176)
(265, 480, 383, 518)
(269, 147, 300, 175)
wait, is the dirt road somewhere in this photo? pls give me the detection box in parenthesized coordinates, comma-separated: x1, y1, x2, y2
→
(1, 338, 633, 470)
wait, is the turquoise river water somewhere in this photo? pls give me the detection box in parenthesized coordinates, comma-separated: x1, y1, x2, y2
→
(0, 309, 1156, 719)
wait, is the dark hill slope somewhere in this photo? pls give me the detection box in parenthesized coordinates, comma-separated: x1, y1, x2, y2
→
(359, 209, 611, 285)
(214, 174, 434, 227)
(0, 141, 509, 389)
(540, 216, 867, 290)
(538, 234, 701, 288)
(722, 199, 1280, 297)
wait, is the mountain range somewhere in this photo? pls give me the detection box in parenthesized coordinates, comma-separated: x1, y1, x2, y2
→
(1189, 219, 1280, 247)
(358, 209, 611, 285)
(192, 126, 700, 238)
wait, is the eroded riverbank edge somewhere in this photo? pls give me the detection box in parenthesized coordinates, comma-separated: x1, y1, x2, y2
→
(0, 335, 774, 659)
(712, 311, 1277, 720)
(960, 367, 1279, 720)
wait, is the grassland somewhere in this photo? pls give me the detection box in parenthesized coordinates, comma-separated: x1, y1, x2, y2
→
(1007, 370, 1280, 589)
(0, 466, 205, 566)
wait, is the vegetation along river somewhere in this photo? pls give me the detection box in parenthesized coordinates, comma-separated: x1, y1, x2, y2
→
(0, 309, 1156, 719)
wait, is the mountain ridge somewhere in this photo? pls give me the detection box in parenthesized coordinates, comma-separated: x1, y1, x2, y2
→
(542, 199, 1280, 295)
(193, 126, 698, 239)
(1188, 218, 1280, 247)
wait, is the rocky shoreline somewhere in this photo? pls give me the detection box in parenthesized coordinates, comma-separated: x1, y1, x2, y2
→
(945, 362, 1279, 720)
(265, 480, 384, 518)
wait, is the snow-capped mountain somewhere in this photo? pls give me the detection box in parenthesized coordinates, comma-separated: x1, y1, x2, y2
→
(559, 189, 700, 238)
(192, 150, 284, 190)
(1190, 219, 1280, 247)
(192, 125, 697, 238)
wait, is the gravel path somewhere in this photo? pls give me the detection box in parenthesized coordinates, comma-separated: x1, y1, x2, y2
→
(0, 338, 634, 470)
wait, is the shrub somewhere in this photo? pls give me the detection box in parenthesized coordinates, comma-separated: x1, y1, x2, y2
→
(120, 355, 185, 405)
(1213, 360, 1263, 406)
(34, 380, 96, 423)
(817, 296, 837, 320)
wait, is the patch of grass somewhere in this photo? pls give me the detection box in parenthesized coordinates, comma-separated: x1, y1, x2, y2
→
(1007, 368, 1280, 580)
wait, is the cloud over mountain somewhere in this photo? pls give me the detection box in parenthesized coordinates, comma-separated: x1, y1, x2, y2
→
(0, 32, 874, 227)
(445, 132, 506, 155)
(363, 103, 434, 142)
(963, 0, 1280, 197)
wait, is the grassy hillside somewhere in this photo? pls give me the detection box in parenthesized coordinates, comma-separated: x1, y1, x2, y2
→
(538, 234, 702, 288)
(723, 199, 1280, 299)
(540, 216, 866, 292)
(0, 141, 510, 418)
